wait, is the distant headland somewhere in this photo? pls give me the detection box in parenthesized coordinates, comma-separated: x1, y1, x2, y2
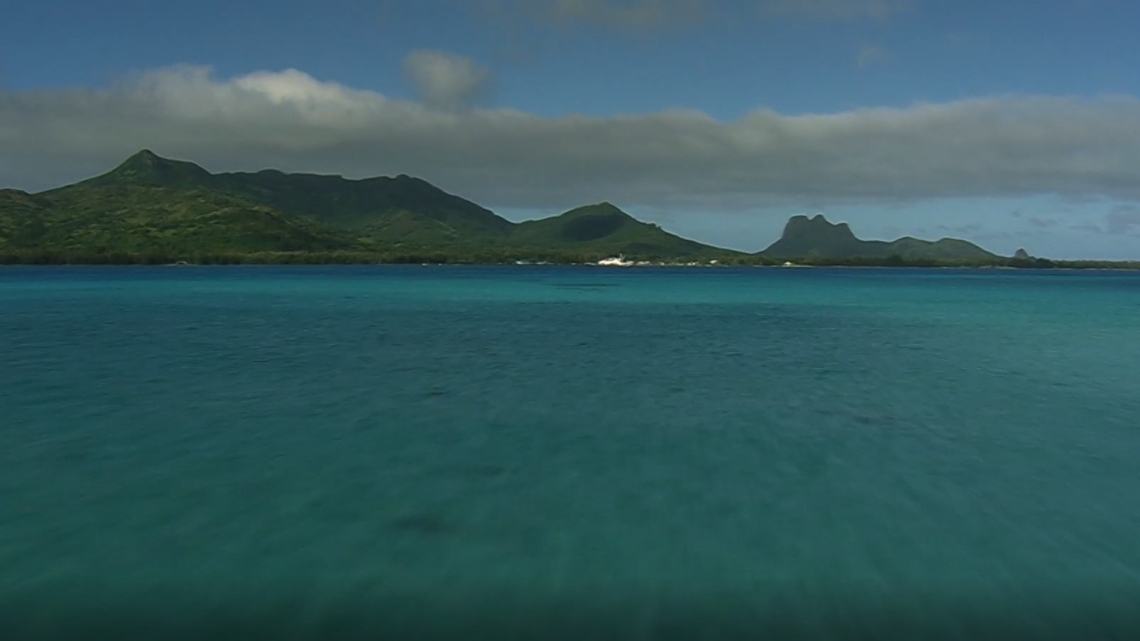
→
(1, 150, 1136, 269)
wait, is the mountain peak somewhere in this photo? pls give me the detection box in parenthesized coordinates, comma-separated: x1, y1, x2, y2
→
(762, 214, 996, 261)
(130, 148, 160, 161)
(563, 202, 627, 217)
(100, 149, 212, 186)
(116, 149, 169, 172)
(782, 213, 855, 239)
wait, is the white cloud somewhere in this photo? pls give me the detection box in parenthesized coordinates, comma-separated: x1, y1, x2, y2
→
(4, 65, 1140, 216)
(402, 49, 491, 111)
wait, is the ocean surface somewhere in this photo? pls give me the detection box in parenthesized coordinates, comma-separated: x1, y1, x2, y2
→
(2, 265, 1139, 640)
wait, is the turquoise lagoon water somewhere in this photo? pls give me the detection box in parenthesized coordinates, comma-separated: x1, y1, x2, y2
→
(1, 265, 1139, 639)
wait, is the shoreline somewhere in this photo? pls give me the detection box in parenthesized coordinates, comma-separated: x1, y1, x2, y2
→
(2, 260, 1139, 271)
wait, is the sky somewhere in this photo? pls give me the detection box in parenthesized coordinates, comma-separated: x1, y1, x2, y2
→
(2, 0, 1140, 258)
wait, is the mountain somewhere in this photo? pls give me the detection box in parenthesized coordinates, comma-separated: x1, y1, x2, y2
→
(0, 189, 50, 248)
(511, 202, 721, 259)
(5, 185, 353, 257)
(760, 214, 997, 261)
(213, 171, 512, 238)
(63, 150, 509, 248)
(72, 148, 213, 189)
(2, 150, 1045, 265)
(1, 150, 729, 261)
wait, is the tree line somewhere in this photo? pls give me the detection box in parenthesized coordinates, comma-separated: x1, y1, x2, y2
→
(2, 249, 1138, 270)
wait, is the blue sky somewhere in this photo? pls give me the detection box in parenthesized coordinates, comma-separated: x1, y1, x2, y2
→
(3, 0, 1140, 258)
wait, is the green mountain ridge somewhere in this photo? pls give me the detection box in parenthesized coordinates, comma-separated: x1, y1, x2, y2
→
(16, 183, 352, 256)
(73, 148, 214, 189)
(0, 149, 1084, 266)
(1, 150, 731, 262)
(761, 214, 997, 261)
(512, 202, 716, 258)
(76, 150, 511, 240)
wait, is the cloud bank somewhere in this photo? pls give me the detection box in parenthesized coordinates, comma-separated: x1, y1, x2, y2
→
(4, 65, 1140, 213)
(402, 49, 491, 111)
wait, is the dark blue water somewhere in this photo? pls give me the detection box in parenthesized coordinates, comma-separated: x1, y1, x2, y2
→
(2, 265, 1139, 639)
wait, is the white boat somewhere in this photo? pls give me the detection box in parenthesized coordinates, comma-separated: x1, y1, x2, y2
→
(597, 255, 634, 267)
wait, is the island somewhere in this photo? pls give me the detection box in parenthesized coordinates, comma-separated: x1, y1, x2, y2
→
(1, 150, 1136, 270)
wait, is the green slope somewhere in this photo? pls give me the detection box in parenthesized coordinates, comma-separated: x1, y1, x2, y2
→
(3, 183, 353, 257)
(14, 151, 357, 256)
(66, 148, 213, 190)
(66, 150, 511, 248)
(2, 150, 1052, 266)
(0, 189, 50, 247)
(511, 202, 729, 260)
(761, 214, 997, 261)
(212, 170, 512, 239)
(0, 151, 735, 262)
(886, 236, 997, 261)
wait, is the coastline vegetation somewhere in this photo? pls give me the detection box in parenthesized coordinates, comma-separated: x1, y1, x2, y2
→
(3, 150, 1137, 270)
(4, 248, 1137, 270)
